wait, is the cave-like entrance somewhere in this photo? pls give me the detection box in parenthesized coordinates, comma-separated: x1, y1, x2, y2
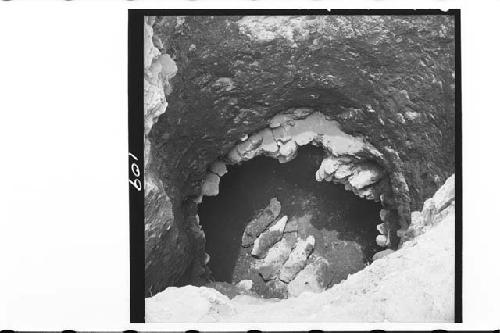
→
(187, 110, 403, 298)
(199, 145, 384, 298)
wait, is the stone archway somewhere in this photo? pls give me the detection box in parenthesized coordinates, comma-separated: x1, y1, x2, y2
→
(192, 110, 403, 297)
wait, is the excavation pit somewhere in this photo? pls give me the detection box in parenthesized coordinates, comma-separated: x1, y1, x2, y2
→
(199, 145, 384, 298)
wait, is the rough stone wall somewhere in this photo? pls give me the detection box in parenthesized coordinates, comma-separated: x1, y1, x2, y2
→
(145, 15, 456, 295)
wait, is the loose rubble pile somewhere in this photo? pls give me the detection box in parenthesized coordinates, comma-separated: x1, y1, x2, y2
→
(220, 197, 365, 298)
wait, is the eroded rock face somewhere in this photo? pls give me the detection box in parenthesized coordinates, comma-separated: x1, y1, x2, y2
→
(145, 15, 455, 295)
(144, 18, 185, 295)
(403, 174, 455, 241)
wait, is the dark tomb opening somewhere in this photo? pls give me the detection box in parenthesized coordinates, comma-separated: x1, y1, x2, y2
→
(198, 145, 383, 297)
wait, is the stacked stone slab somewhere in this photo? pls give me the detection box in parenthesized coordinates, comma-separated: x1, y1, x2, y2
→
(241, 198, 281, 247)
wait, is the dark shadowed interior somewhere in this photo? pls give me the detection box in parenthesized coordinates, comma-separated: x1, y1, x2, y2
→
(198, 145, 383, 284)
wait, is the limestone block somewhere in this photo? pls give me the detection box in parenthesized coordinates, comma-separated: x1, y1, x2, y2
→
(235, 279, 253, 291)
(287, 256, 329, 297)
(404, 174, 455, 241)
(226, 146, 242, 164)
(269, 114, 294, 128)
(291, 107, 314, 118)
(213, 77, 235, 91)
(376, 222, 387, 235)
(379, 209, 390, 222)
(279, 235, 315, 282)
(422, 199, 436, 226)
(348, 167, 383, 189)
(333, 164, 354, 180)
(278, 140, 297, 158)
(201, 173, 220, 196)
(255, 232, 296, 280)
(272, 126, 292, 143)
(376, 234, 388, 247)
(210, 161, 227, 177)
(251, 216, 288, 258)
(237, 134, 263, 158)
(260, 128, 279, 154)
(241, 198, 281, 247)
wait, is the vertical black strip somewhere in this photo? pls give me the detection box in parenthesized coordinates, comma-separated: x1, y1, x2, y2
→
(126, 9, 461, 324)
(128, 10, 145, 323)
(453, 9, 463, 324)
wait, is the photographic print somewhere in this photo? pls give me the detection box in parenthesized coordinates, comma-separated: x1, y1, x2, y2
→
(129, 10, 460, 323)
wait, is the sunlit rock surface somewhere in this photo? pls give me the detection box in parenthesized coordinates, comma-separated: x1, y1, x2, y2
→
(145, 286, 234, 322)
(403, 174, 455, 241)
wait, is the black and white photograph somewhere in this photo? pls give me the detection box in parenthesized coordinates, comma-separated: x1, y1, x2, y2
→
(6, 1, 500, 331)
(137, 10, 459, 323)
